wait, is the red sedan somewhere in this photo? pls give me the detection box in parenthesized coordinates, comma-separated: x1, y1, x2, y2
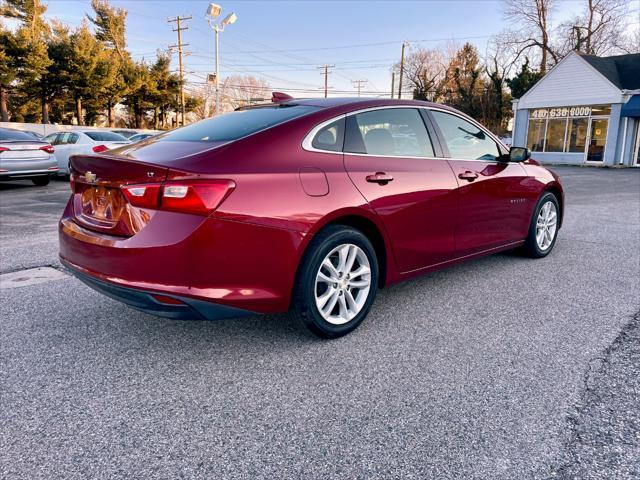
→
(59, 96, 563, 338)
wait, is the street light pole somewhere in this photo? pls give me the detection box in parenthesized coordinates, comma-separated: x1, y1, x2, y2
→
(206, 4, 237, 116)
(215, 25, 220, 115)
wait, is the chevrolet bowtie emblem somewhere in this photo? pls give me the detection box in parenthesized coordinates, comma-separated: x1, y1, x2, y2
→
(85, 171, 97, 183)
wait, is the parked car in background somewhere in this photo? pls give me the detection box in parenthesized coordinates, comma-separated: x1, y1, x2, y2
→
(44, 130, 130, 175)
(0, 127, 57, 185)
(128, 132, 157, 142)
(110, 129, 138, 139)
(59, 96, 564, 338)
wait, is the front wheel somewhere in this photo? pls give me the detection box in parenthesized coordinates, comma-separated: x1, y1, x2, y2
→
(521, 192, 560, 258)
(291, 225, 378, 338)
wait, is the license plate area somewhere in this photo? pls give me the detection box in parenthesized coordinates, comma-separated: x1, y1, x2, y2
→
(80, 186, 126, 227)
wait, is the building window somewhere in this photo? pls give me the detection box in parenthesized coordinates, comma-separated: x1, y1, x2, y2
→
(566, 118, 588, 153)
(526, 104, 610, 153)
(527, 119, 546, 152)
(545, 119, 567, 152)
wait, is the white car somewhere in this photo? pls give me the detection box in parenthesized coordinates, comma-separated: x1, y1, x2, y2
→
(43, 130, 130, 175)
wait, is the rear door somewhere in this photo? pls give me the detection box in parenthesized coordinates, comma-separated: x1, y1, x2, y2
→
(343, 107, 458, 273)
(428, 109, 531, 256)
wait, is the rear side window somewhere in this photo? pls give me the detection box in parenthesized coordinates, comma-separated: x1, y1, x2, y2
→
(344, 108, 435, 157)
(84, 131, 128, 142)
(430, 110, 500, 161)
(0, 129, 38, 141)
(157, 105, 319, 143)
(311, 118, 345, 152)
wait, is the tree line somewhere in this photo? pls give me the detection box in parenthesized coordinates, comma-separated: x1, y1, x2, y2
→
(1, 0, 638, 131)
(0, 0, 201, 128)
(396, 0, 637, 134)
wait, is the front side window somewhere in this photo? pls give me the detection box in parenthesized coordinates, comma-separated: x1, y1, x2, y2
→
(158, 104, 319, 143)
(345, 108, 434, 157)
(431, 110, 499, 161)
(311, 118, 345, 152)
(44, 133, 59, 145)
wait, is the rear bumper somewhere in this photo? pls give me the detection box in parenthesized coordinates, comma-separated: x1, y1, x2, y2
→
(0, 157, 58, 178)
(59, 197, 307, 315)
(62, 258, 253, 320)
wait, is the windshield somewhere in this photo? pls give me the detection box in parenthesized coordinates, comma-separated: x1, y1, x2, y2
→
(157, 104, 319, 143)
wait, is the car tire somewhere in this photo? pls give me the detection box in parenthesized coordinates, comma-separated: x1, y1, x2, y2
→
(521, 191, 560, 258)
(291, 225, 379, 339)
(32, 176, 50, 186)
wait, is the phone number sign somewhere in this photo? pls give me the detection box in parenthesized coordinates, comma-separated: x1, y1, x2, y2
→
(531, 106, 592, 119)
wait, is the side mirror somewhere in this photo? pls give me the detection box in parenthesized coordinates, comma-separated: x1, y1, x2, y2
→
(509, 146, 530, 162)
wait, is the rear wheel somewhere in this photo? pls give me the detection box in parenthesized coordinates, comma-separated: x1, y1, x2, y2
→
(521, 192, 559, 258)
(32, 176, 50, 186)
(292, 225, 378, 338)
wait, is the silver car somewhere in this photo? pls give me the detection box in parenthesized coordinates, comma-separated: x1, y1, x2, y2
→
(43, 130, 130, 175)
(0, 127, 57, 186)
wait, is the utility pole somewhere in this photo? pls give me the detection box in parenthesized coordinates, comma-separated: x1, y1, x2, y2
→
(168, 15, 192, 126)
(398, 42, 406, 100)
(352, 79, 367, 97)
(390, 72, 395, 99)
(318, 64, 334, 98)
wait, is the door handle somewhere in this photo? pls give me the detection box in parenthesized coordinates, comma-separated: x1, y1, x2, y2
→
(458, 171, 479, 182)
(366, 172, 394, 185)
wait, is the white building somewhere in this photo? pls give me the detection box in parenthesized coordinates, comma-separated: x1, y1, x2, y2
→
(512, 51, 640, 167)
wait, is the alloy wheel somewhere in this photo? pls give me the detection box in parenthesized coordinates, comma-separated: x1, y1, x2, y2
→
(314, 243, 372, 325)
(535, 201, 558, 251)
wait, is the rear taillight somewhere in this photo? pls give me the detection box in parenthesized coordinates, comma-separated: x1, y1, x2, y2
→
(92, 145, 109, 153)
(40, 145, 55, 154)
(0, 147, 9, 153)
(70, 173, 76, 191)
(121, 180, 235, 216)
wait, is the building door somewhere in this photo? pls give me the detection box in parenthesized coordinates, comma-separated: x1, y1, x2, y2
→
(585, 118, 608, 163)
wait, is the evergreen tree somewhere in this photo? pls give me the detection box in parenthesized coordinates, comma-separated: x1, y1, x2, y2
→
(0, 27, 18, 121)
(506, 59, 544, 99)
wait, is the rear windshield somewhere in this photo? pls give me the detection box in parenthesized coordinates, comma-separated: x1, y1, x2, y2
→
(157, 104, 319, 143)
(0, 128, 39, 142)
(84, 131, 128, 142)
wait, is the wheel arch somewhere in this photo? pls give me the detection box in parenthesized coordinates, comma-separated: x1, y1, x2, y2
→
(298, 209, 395, 290)
(543, 181, 564, 228)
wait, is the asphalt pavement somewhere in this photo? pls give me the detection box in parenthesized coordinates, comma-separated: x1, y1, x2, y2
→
(1, 167, 639, 479)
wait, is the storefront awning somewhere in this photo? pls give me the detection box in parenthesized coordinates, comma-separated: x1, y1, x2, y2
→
(621, 95, 640, 117)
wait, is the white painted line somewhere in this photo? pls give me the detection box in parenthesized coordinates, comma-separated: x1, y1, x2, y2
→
(0, 267, 68, 289)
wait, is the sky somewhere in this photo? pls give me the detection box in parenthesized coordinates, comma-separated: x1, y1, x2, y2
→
(20, 0, 640, 98)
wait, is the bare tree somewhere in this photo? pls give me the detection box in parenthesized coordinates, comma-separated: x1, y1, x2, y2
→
(395, 46, 448, 101)
(219, 75, 270, 112)
(503, 0, 558, 73)
(559, 0, 631, 55)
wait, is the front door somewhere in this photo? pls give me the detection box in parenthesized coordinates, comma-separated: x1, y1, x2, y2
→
(428, 109, 533, 257)
(343, 107, 459, 272)
(586, 118, 608, 163)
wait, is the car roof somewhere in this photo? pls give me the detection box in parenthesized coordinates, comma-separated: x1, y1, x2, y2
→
(242, 96, 460, 115)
